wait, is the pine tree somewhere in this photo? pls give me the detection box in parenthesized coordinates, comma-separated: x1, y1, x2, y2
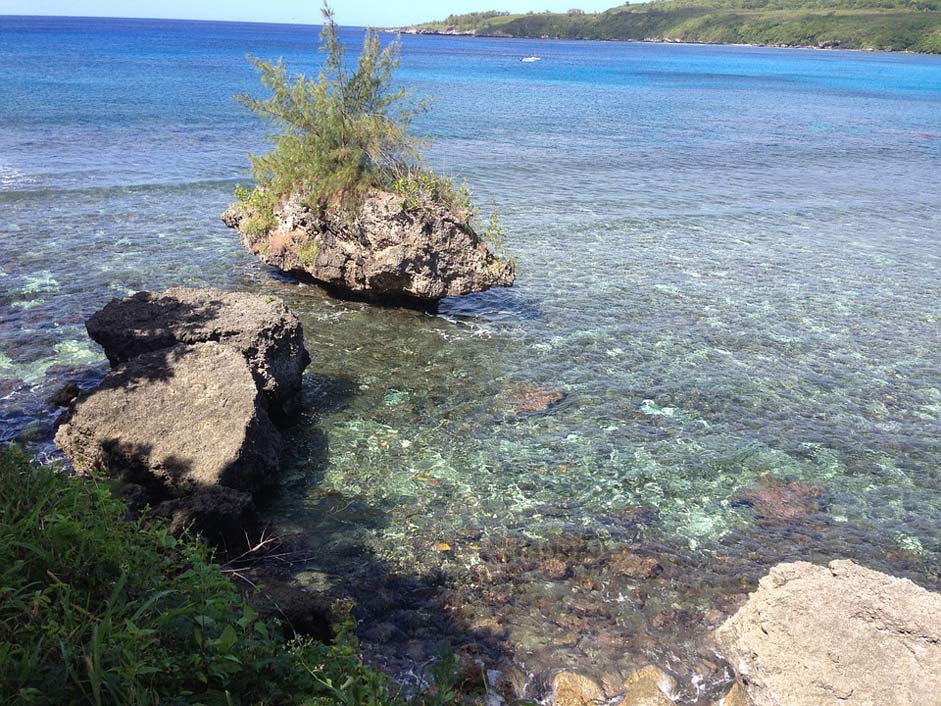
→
(237, 4, 425, 207)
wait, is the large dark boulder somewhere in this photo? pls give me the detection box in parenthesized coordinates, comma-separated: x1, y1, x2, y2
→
(154, 486, 257, 546)
(86, 287, 309, 418)
(222, 189, 515, 303)
(55, 343, 281, 496)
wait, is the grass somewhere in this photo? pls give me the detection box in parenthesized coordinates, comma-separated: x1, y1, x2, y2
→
(0, 446, 470, 706)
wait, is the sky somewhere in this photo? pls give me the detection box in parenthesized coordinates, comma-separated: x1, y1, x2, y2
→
(0, 1, 619, 27)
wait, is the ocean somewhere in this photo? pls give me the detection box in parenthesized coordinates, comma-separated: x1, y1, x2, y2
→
(1, 15, 940, 700)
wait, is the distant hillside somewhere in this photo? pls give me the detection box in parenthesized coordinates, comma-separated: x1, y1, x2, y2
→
(401, 0, 941, 53)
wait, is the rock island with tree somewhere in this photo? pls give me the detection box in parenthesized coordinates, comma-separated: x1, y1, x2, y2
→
(223, 6, 516, 304)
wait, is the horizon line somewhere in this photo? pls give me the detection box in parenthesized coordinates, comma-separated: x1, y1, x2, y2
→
(0, 14, 391, 30)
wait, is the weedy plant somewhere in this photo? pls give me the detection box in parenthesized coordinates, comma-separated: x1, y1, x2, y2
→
(0, 445, 287, 705)
(234, 3, 503, 241)
(234, 184, 278, 236)
(237, 3, 425, 209)
(0, 446, 475, 706)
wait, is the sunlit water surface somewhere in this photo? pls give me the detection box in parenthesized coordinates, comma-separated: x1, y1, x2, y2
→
(2, 16, 940, 702)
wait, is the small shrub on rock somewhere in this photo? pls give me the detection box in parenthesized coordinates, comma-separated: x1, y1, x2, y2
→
(235, 4, 498, 233)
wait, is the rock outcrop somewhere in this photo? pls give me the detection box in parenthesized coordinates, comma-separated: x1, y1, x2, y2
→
(55, 343, 281, 495)
(714, 559, 941, 706)
(86, 287, 309, 417)
(222, 189, 515, 303)
(711, 684, 748, 706)
(55, 288, 310, 542)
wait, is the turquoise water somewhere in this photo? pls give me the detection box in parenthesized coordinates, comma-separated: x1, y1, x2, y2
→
(2, 16, 940, 702)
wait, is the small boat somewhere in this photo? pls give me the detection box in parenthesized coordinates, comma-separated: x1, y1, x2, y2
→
(520, 56, 541, 62)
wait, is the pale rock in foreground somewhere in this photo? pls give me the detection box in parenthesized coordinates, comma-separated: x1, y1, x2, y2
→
(714, 559, 941, 706)
(222, 189, 515, 303)
(55, 343, 280, 495)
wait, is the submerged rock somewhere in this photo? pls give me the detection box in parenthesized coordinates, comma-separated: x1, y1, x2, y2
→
(618, 665, 676, 706)
(55, 343, 281, 495)
(714, 559, 941, 706)
(539, 557, 570, 580)
(608, 550, 663, 579)
(499, 382, 566, 414)
(736, 474, 825, 524)
(551, 671, 605, 706)
(86, 287, 309, 417)
(222, 189, 515, 303)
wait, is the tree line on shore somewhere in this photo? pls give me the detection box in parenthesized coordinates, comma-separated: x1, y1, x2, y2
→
(409, 0, 941, 53)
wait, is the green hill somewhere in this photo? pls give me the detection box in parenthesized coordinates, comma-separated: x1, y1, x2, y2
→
(403, 0, 941, 53)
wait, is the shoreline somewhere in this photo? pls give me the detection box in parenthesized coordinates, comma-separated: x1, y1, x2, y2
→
(386, 27, 941, 57)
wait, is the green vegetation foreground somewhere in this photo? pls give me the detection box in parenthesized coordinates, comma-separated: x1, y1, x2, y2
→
(0, 448, 462, 706)
(408, 0, 941, 53)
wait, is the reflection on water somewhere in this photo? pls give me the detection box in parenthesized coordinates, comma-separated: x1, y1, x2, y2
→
(1, 17, 940, 702)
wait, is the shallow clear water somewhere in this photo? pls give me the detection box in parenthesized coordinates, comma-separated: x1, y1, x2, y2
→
(2, 16, 940, 702)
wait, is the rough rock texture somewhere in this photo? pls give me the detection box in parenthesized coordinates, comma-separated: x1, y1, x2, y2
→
(250, 573, 334, 641)
(222, 190, 515, 303)
(86, 287, 309, 417)
(714, 559, 941, 706)
(117, 483, 152, 519)
(618, 666, 675, 706)
(551, 672, 605, 706)
(55, 343, 281, 495)
(47, 381, 81, 407)
(539, 557, 570, 580)
(154, 486, 256, 544)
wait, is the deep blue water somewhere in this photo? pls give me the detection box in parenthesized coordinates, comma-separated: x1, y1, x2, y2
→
(2, 15, 940, 701)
